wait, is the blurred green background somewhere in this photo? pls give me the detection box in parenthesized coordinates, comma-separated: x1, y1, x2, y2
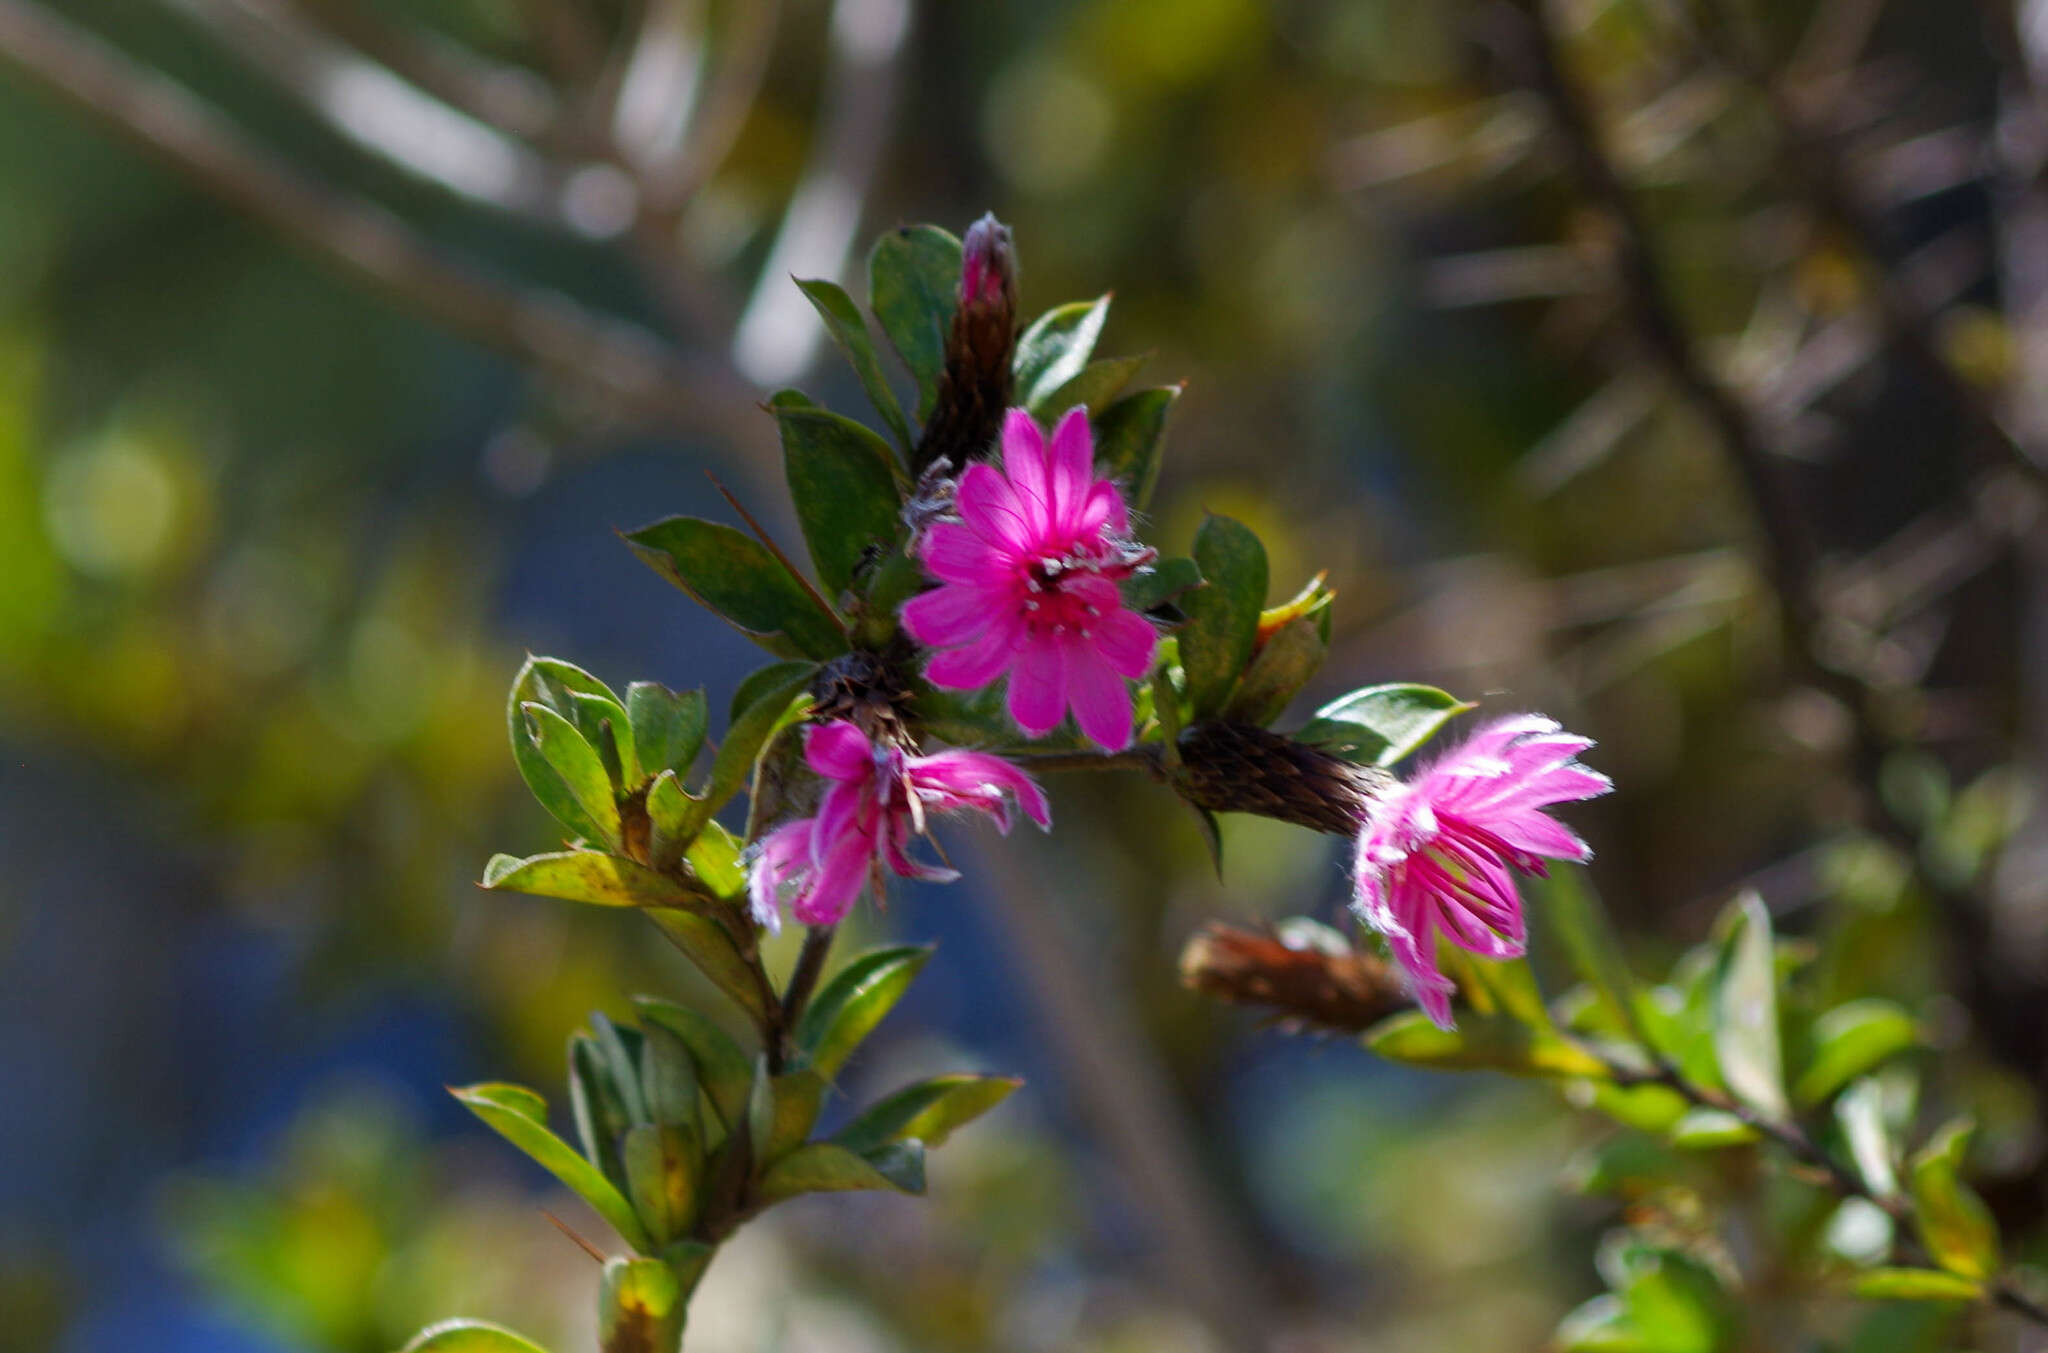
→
(4, 1, 2046, 1349)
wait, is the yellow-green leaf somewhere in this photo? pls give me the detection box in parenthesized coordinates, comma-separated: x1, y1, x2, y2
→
(450, 1083, 652, 1252)
(1909, 1118, 2000, 1281)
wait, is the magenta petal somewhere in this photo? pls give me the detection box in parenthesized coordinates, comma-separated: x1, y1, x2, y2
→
(925, 616, 1024, 690)
(1074, 480, 1129, 537)
(747, 821, 809, 933)
(1090, 606, 1158, 679)
(911, 750, 1052, 831)
(902, 583, 995, 648)
(1001, 408, 1053, 529)
(1064, 642, 1134, 750)
(957, 463, 1035, 551)
(805, 721, 873, 783)
(1486, 808, 1592, 863)
(921, 523, 1006, 587)
(1006, 636, 1067, 735)
(1047, 407, 1094, 534)
(794, 821, 871, 926)
(1406, 955, 1459, 1029)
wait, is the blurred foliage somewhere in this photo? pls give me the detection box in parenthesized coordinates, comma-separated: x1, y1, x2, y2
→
(5, 0, 2048, 1350)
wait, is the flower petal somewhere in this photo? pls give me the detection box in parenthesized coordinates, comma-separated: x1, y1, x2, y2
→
(1089, 605, 1158, 679)
(1063, 641, 1134, 751)
(793, 820, 871, 926)
(957, 463, 1035, 552)
(911, 749, 1052, 830)
(1074, 480, 1129, 538)
(903, 582, 996, 648)
(746, 821, 809, 933)
(921, 522, 1007, 587)
(925, 614, 1025, 690)
(1000, 408, 1053, 530)
(1006, 635, 1067, 735)
(1047, 406, 1094, 535)
(805, 721, 874, 783)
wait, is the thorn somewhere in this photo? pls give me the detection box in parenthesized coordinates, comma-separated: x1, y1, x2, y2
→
(703, 470, 848, 632)
(542, 1209, 608, 1265)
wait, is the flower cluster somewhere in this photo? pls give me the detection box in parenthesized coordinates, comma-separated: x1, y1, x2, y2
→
(743, 226, 1610, 1035)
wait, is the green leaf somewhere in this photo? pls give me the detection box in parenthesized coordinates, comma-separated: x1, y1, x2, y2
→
(567, 690, 634, 786)
(450, 1083, 652, 1252)
(1909, 1118, 2000, 1280)
(590, 1013, 650, 1126)
(638, 1023, 701, 1129)
(1014, 296, 1111, 409)
(401, 1319, 556, 1353)
(1711, 891, 1789, 1120)
(1363, 1010, 1610, 1079)
(775, 404, 905, 597)
(1178, 515, 1267, 718)
(1535, 870, 1648, 1045)
(598, 1256, 685, 1353)
(1838, 1077, 1902, 1200)
(1123, 555, 1202, 615)
(834, 1074, 1022, 1154)
(568, 1032, 630, 1187)
(794, 945, 934, 1079)
(645, 910, 770, 1026)
(625, 683, 707, 782)
(730, 661, 819, 725)
(1567, 1079, 1690, 1134)
(756, 1141, 920, 1204)
(622, 1123, 700, 1244)
(684, 821, 747, 901)
(868, 224, 962, 419)
(1220, 615, 1326, 726)
(859, 1140, 927, 1194)
(508, 658, 627, 845)
(1554, 1295, 1639, 1353)
(762, 1068, 827, 1165)
(795, 278, 912, 452)
(1851, 1268, 1985, 1302)
(623, 516, 845, 660)
(521, 702, 622, 848)
(1602, 1243, 1740, 1353)
(1666, 1108, 1761, 1149)
(1296, 683, 1475, 766)
(1436, 949, 1550, 1027)
(1092, 386, 1179, 510)
(481, 851, 711, 911)
(1035, 353, 1147, 423)
(632, 997, 754, 1131)
(1794, 999, 1919, 1107)
(643, 771, 697, 874)
(690, 669, 814, 839)
(1568, 1134, 1689, 1200)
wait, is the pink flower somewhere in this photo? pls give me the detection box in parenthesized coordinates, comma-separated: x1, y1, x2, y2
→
(1351, 715, 1612, 1028)
(902, 407, 1158, 750)
(747, 720, 1050, 931)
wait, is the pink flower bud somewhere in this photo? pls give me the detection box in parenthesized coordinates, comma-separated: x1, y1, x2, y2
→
(960, 213, 1015, 310)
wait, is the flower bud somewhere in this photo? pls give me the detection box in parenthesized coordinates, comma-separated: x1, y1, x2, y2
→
(912, 213, 1019, 474)
(1179, 921, 1410, 1033)
(1173, 722, 1391, 836)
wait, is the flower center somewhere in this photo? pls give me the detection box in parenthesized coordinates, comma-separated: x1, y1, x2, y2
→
(1017, 553, 1104, 638)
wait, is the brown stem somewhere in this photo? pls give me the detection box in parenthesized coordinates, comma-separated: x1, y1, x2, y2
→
(769, 923, 837, 1072)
